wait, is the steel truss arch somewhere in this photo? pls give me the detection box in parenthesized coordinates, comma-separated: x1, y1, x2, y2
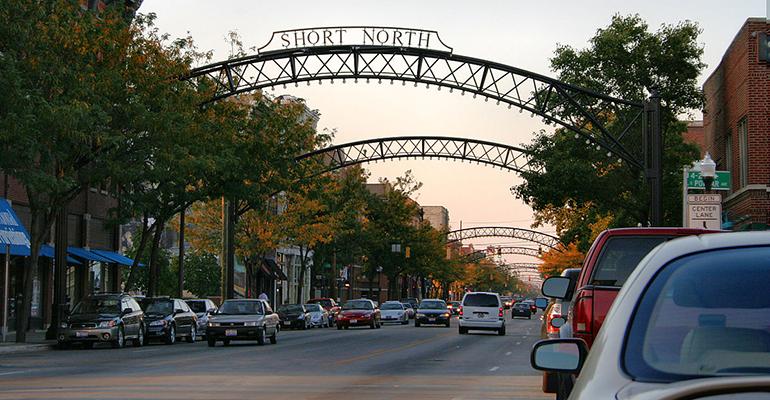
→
(445, 226, 561, 249)
(186, 46, 644, 168)
(295, 136, 538, 176)
(460, 246, 541, 263)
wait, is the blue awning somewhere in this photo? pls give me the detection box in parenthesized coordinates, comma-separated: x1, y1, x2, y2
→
(0, 198, 31, 256)
(90, 249, 142, 267)
(67, 247, 114, 263)
(40, 245, 82, 265)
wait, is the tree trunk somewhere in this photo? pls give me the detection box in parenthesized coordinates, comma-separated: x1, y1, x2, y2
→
(124, 213, 150, 292)
(147, 221, 164, 297)
(16, 205, 51, 342)
(296, 246, 308, 304)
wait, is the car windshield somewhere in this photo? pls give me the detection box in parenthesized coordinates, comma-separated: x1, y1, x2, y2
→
(278, 305, 305, 313)
(381, 303, 403, 310)
(309, 299, 333, 308)
(343, 300, 372, 310)
(419, 301, 447, 310)
(402, 303, 413, 309)
(591, 236, 668, 287)
(143, 300, 173, 315)
(304, 304, 322, 312)
(625, 246, 770, 381)
(515, 303, 528, 309)
(463, 294, 499, 307)
(186, 301, 207, 313)
(218, 301, 263, 315)
(71, 298, 120, 315)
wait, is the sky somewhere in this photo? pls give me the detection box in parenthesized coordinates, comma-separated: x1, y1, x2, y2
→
(140, 0, 766, 267)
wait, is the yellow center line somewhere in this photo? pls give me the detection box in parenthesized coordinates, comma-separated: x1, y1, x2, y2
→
(334, 332, 454, 366)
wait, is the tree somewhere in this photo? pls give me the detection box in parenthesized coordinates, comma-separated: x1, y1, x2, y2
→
(512, 14, 705, 247)
(0, 0, 134, 341)
(538, 243, 584, 278)
(178, 251, 220, 298)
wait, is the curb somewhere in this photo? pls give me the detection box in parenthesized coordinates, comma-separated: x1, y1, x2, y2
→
(0, 343, 54, 355)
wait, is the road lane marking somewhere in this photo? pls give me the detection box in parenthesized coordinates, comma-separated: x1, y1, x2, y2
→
(132, 348, 162, 353)
(505, 351, 512, 356)
(489, 366, 499, 372)
(515, 342, 521, 345)
(0, 371, 26, 376)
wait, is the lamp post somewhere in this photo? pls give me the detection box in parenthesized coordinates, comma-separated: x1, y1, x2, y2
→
(699, 152, 717, 192)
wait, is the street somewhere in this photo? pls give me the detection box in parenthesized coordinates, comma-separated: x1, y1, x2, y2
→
(0, 314, 548, 400)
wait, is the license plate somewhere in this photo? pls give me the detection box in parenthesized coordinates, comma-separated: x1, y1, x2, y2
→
(76, 331, 88, 338)
(283, 321, 291, 326)
(475, 312, 486, 318)
(350, 319, 357, 324)
(428, 318, 436, 322)
(225, 329, 237, 337)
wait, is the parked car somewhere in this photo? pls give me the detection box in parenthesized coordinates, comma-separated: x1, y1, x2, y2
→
(532, 231, 770, 399)
(306, 297, 340, 325)
(447, 301, 461, 315)
(58, 293, 145, 349)
(402, 303, 416, 319)
(500, 296, 513, 309)
(277, 304, 311, 330)
(185, 299, 217, 340)
(139, 297, 197, 345)
(336, 298, 381, 329)
(415, 299, 451, 327)
(458, 292, 505, 335)
(380, 301, 409, 324)
(304, 303, 330, 328)
(511, 302, 532, 319)
(207, 299, 279, 347)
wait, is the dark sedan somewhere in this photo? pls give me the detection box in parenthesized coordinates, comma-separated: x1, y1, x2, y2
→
(415, 299, 451, 327)
(139, 297, 198, 344)
(206, 299, 279, 346)
(277, 304, 311, 330)
(512, 302, 532, 319)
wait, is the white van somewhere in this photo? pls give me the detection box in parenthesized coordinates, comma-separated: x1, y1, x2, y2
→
(458, 292, 505, 335)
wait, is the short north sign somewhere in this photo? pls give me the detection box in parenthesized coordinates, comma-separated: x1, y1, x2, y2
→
(258, 26, 453, 54)
(686, 194, 722, 230)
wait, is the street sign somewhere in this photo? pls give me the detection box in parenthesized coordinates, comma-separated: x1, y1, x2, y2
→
(686, 170, 731, 190)
(686, 194, 722, 229)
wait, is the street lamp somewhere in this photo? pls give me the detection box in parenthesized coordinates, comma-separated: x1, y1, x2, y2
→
(699, 152, 716, 191)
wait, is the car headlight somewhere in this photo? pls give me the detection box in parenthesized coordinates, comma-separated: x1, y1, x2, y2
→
(60, 322, 68, 329)
(149, 320, 167, 327)
(98, 320, 117, 328)
(208, 322, 220, 327)
(442, 313, 450, 317)
(416, 313, 425, 318)
(244, 321, 258, 327)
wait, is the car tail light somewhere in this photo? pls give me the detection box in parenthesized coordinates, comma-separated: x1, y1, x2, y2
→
(546, 303, 563, 335)
(498, 307, 503, 317)
(573, 294, 593, 335)
(458, 306, 463, 316)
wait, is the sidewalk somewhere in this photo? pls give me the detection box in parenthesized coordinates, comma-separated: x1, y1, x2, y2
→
(0, 330, 56, 354)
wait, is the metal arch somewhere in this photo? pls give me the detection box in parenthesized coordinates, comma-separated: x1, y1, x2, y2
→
(186, 46, 644, 168)
(295, 136, 538, 176)
(445, 226, 561, 249)
(460, 246, 541, 263)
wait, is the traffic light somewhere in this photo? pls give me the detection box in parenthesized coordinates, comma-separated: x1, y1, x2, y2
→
(405, 246, 411, 258)
(760, 32, 770, 62)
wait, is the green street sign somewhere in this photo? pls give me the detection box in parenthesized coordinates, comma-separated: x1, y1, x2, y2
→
(687, 170, 731, 190)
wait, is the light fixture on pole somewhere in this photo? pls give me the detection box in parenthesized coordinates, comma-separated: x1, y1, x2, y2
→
(699, 152, 717, 191)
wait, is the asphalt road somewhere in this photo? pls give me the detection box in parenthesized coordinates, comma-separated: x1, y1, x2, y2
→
(0, 311, 550, 400)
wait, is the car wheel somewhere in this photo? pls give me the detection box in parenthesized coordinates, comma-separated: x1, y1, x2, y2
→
(223, 339, 230, 346)
(498, 325, 506, 336)
(164, 324, 176, 345)
(256, 327, 266, 346)
(370, 319, 376, 329)
(401, 320, 408, 325)
(337, 324, 343, 330)
(207, 337, 216, 347)
(445, 321, 450, 328)
(415, 321, 421, 328)
(343, 325, 349, 330)
(133, 325, 144, 347)
(270, 328, 277, 344)
(186, 326, 196, 343)
(112, 326, 125, 349)
(376, 320, 381, 329)
(459, 326, 467, 335)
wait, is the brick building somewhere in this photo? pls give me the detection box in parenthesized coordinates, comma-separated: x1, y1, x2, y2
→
(702, 17, 770, 230)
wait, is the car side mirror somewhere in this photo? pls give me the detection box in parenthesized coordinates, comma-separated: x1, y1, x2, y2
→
(541, 276, 572, 299)
(530, 339, 588, 374)
(121, 308, 132, 315)
(534, 298, 549, 310)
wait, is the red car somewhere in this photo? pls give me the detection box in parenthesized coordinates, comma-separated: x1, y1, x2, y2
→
(307, 298, 340, 325)
(336, 299, 381, 329)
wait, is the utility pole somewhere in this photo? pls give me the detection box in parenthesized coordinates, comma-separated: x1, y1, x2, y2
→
(644, 91, 663, 226)
(177, 208, 185, 298)
(221, 199, 235, 300)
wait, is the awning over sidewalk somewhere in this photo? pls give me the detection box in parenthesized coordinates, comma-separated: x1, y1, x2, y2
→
(90, 249, 142, 267)
(263, 258, 288, 281)
(67, 247, 114, 263)
(0, 198, 31, 256)
(40, 245, 82, 265)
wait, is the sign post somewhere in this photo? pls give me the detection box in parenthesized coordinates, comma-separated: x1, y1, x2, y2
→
(2, 244, 8, 342)
(686, 194, 722, 230)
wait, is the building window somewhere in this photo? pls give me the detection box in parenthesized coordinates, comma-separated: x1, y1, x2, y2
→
(738, 118, 748, 187)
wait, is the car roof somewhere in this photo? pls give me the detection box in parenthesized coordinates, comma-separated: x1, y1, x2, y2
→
(464, 292, 499, 296)
(600, 227, 720, 236)
(642, 231, 770, 264)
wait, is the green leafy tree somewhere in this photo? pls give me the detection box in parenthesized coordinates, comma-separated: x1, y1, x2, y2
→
(512, 14, 705, 246)
(178, 251, 221, 298)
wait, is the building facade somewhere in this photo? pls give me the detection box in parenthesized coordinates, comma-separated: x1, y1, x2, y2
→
(421, 206, 449, 231)
(702, 18, 770, 230)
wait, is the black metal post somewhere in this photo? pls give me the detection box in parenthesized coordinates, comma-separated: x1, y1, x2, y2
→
(221, 199, 236, 300)
(177, 209, 185, 298)
(644, 91, 663, 226)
